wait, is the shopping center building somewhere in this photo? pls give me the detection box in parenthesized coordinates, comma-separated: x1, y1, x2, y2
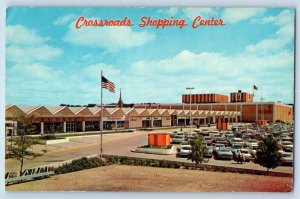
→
(5, 90, 293, 135)
(5, 105, 240, 135)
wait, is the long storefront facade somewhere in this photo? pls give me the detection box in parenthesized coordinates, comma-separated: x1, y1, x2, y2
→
(5, 105, 240, 134)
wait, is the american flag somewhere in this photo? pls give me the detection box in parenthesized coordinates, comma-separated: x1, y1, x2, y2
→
(101, 75, 115, 92)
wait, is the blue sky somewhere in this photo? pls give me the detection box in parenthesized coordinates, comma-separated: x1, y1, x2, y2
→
(6, 7, 294, 105)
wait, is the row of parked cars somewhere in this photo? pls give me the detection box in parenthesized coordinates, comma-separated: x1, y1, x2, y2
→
(172, 122, 293, 165)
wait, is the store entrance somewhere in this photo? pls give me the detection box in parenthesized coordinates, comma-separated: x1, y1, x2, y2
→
(142, 120, 151, 128)
(66, 122, 77, 132)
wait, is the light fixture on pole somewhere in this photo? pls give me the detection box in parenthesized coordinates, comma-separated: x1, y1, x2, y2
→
(186, 87, 194, 136)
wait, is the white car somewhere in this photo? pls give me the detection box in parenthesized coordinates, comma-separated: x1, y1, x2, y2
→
(245, 139, 258, 147)
(230, 138, 244, 146)
(248, 144, 259, 157)
(231, 143, 243, 155)
(279, 151, 293, 165)
(280, 141, 293, 152)
(240, 148, 252, 162)
(179, 145, 192, 157)
(172, 134, 185, 144)
(209, 131, 220, 139)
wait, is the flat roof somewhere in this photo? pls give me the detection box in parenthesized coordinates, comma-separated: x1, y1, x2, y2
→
(134, 101, 293, 107)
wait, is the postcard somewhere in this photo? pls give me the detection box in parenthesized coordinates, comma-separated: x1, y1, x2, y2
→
(4, 7, 294, 192)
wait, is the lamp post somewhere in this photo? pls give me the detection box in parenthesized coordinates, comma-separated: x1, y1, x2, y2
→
(235, 92, 238, 124)
(186, 87, 194, 135)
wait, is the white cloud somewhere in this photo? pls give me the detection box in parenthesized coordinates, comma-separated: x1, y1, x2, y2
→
(7, 45, 62, 63)
(6, 25, 62, 63)
(54, 14, 76, 26)
(129, 49, 293, 103)
(81, 63, 121, 80)
(7, 63, 62, 81)
(246, 9, 294, 53)
(182, 8, 218, 20)
(222, 8, 266, 24)
(6, 61, 121, 105)
(63, 21, 155, 52)
(158, 8, 179, 16)
(6, 25, 44, 46)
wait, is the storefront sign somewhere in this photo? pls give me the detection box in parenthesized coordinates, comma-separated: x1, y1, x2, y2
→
(107, 117, 125, 121)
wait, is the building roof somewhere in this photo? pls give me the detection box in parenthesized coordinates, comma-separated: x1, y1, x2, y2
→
(17, 105, 40, 114)
(46, 106, 66, 114)
(5, 105, 240, 119)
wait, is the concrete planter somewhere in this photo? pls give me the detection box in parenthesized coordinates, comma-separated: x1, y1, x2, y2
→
(46, 138, 69, 145)
(133, 145, 176, 155)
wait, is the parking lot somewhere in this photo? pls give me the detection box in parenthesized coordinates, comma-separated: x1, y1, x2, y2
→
(5, 124, 293, 174)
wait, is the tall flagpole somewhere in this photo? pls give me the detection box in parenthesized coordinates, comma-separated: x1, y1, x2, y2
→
(100, 70, 103, 159)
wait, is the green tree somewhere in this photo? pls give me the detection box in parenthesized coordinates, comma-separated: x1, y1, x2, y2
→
(8, 114, 44, 173)
(188, 135, 208, 169)
(256, 135, 281, 174)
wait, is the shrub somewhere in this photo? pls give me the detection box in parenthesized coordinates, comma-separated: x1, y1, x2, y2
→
(159, 160, 169, 168)
(174, 162, 181, 169)
(106, 156, 121, 164)
(55, 157, 104, 174)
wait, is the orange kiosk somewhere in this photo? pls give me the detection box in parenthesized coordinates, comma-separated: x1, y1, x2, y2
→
(148, 133, 170, 147)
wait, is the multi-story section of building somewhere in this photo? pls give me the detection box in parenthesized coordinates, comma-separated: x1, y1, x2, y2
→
(182, 93, 228, 103)
(134, 101, 293, 124)
(230, 90, 254, 103)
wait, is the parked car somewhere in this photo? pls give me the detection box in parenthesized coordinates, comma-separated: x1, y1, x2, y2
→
(215, 137, 229, 146)
(194, 128, 201, 133)
(245, 139, 258, 147)
(172, 134, 185, 144)
(224, 131, 234, 135)
(213, 143, 225, 153)
(230, 137, 244, 146)
(180, 141, 190, 146)
(248, 144, 259, 158)
(231, 143, 243, 156)
(240, 148, 252, 162)
(281, 136, 293, 143)
(201, 128, 210, 134)
(279, 151, 293, 166)
(225, 134, 235, 143)
(204, 146, 214, 158)
(185, 133, 197, 140)
(179, 145, 192, 157)
(209, 131, 220, 139)
(171, 131, 185, 138)
(204, 136, 213, 145)
(280, 141, 293, 152)
(216, 147, 233, 160)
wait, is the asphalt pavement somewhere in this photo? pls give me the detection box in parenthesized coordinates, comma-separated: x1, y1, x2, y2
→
(5, 128, 293, 174)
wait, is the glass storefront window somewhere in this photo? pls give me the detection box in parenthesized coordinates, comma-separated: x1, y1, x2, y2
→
(44, 122, 63, 133)
(117, 121, 125, 128)
(85, 121, 100, 131)
(153, 120, 162, 127)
